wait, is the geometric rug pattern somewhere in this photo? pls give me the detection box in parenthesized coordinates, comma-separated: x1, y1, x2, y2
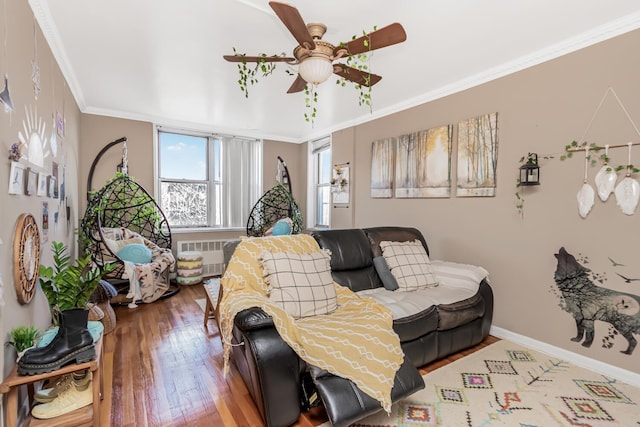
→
(322, 340, 640, 427)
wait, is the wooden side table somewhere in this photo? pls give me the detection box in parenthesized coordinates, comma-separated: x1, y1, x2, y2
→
(0, 337, 103, 427)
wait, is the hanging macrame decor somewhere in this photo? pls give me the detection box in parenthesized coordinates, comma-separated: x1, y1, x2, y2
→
(246, 156, 303, 237)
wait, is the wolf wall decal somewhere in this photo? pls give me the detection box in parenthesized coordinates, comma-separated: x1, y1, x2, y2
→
(553, 247, 640, 355)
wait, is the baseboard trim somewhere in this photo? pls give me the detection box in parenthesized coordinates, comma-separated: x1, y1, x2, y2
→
(490, 326, 640, 388)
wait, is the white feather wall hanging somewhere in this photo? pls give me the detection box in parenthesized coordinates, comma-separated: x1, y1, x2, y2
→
(577, 147, 595, 218)
(594, 145, 617, 201)
(614, 143, 640, 215)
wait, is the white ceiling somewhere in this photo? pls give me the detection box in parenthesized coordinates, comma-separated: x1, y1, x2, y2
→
(29, 0, 640, 143)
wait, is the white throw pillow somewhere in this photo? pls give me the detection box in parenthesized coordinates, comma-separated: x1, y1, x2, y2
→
(261, 250, 337, 319)
(380, 240, 439, 291)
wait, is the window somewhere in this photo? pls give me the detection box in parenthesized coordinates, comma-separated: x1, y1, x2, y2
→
(310, 137, 331, 227)
(157, 129, 262, 229)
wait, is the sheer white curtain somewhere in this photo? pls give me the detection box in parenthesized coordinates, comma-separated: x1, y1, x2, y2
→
(221, 137, 262, 228)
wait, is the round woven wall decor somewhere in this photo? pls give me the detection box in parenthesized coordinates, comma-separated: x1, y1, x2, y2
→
(13, 213, 41, 304)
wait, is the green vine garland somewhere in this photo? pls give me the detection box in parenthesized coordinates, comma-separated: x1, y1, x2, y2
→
(233, 48, 278, 98)
(335, 27, 376, 112)
(229, 26, 376, 124)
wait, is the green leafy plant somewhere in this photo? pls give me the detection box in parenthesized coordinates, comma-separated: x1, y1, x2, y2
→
(5, 326, 40, 353)
(304, 85, 318, 125)
(562, 140, 640, 174)
(232, 48, 278, 98)
(336, 26, 376, 112)
(39, 241, 116, 323)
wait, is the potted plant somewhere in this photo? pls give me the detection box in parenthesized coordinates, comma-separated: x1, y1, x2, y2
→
(17, 242, 116, 375)
(6, 326, 40, 361)
(38, 241, 116, 324)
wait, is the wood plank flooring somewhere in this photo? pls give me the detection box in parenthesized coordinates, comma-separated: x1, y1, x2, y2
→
(101, 281, 499, 427)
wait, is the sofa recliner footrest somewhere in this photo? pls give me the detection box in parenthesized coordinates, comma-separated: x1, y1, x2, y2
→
(309, 356, 424, 427)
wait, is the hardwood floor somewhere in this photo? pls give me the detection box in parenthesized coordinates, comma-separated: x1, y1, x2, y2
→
(101, 281, 499, 427)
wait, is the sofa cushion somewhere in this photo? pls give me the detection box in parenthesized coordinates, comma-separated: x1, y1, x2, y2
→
(261, 250, 338, 319)
(358, 285, 485, 340)
(358, 285, 478, 320)
(310, 229, 383, 292)
(380, 240, 439, 291)
(365, 226, 430, 257)
(311, 229, 373, 271)
(373, 256, 399, 290)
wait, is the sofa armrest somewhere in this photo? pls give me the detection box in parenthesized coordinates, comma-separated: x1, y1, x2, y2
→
(479, 279, 494, 338)
(232, 317, 303, 427)
(234, 307, 276, 331)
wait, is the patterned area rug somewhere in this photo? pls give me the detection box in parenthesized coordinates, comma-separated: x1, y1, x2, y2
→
(320, 340, 640, 426)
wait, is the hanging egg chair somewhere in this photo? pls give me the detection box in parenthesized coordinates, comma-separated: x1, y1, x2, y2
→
(80, 137, 177, 305)
(246, 156, 303, 237)
(81, 173, 172, 278)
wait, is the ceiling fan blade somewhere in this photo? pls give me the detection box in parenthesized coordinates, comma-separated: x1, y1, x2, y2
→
(287, 75, 307, 93)
(269, 1, 316, 50)
(223, 55, 295, 63)
(334, 23, 407, 57)
(333, 64, 382, 87)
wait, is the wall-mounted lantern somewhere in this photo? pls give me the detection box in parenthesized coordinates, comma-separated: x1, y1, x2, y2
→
(519, 153, 540, 186)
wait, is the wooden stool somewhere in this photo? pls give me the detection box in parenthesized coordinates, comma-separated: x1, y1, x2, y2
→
(203, 278, 222, 328)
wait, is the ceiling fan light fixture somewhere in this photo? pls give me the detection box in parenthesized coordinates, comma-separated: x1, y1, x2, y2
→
(298, 57, 333, 86)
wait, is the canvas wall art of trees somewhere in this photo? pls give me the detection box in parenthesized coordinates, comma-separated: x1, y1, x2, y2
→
(371, 137, 396, 198)
(456, 112, 499, 197)
(395, 125, 453, 198)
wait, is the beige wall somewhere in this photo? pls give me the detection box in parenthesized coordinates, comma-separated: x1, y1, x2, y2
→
(0, 1, 82, 378)
(263, 138, 307, 223)
(332, 29, 640, 373)
(331, 127, 356, 227)
(79, 114, 154, 215)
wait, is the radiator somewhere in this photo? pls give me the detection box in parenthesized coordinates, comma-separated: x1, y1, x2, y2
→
(176, 239, 229, 277)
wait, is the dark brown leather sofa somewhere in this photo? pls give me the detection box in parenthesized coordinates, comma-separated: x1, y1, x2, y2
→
(226, 226, 493, 427)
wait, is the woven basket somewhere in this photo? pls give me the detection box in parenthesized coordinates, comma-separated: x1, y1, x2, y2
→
(87, 303, 104, 321)
(99, 301, 117, 334)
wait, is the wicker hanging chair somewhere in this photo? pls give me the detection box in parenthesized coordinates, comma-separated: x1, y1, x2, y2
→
(246, 156, 303, 237)
(80, 137, 177, 304)
(80, 173, 172, 279)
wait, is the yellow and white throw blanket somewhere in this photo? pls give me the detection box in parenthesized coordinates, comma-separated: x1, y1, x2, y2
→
(219, 234, 404, 412)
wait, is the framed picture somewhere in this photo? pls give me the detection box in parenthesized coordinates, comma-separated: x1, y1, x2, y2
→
(48, 175, 57, 198)
(371, 138, 396, 198)
(331, 165, 350, 205)
(26, 169, 37, 196)
(37, 173, 48, 196)
(395, 126, 453, 198)
(8, 162, 25, 195)
(456, 112, 499, 197)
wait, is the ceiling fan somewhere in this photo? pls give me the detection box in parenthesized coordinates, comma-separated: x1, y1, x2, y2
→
(223, 1, 407, 94)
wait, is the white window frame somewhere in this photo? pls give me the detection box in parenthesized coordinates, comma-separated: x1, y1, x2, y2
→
(154, 125, 262, 231)
(307, 136, 331, 229)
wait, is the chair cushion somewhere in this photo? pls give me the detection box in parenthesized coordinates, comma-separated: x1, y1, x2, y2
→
(117, 243, 153, 264)
(380, 240, 439, 291)
(265, 218, 293, 236)
(261, 250, 338, 319)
